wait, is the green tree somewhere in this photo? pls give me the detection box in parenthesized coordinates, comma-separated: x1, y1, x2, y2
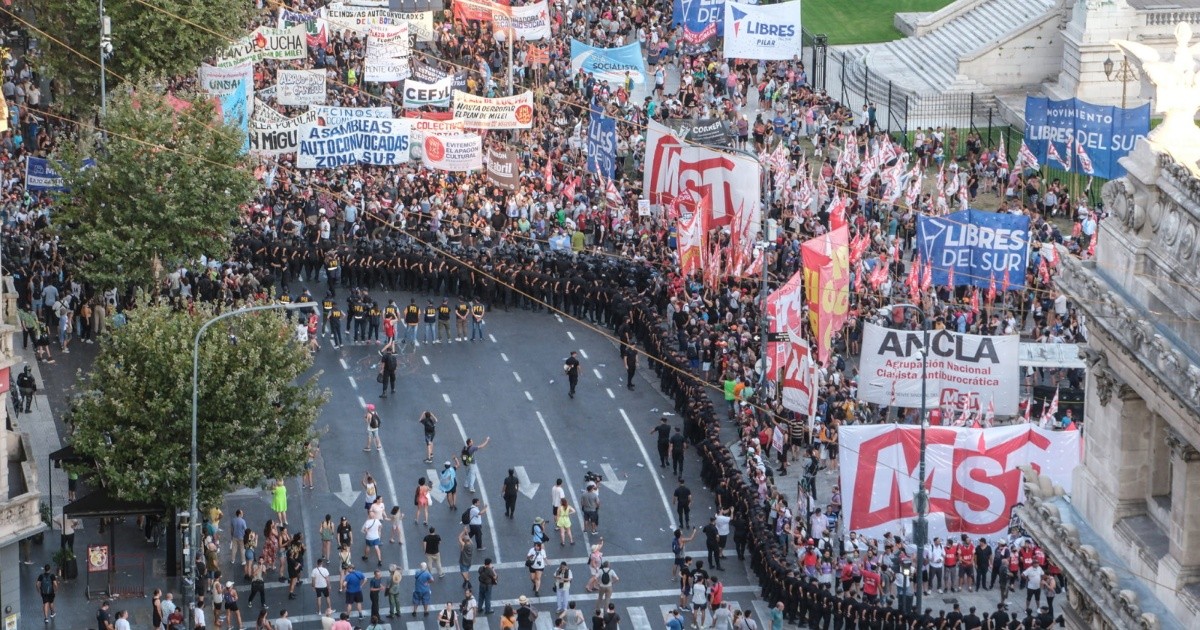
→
(33, 0, 253, 114)
(69, 301, 328, 510)
(54, 85, 256, 292)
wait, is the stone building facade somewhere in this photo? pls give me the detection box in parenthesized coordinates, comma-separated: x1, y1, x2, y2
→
(1026, 138, 1200, 628)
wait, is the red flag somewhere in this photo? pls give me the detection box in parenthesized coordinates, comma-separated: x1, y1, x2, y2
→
(921, 259, 932, 292)
(1023, 398, 1032, 423)
(543, 159, 553, 192)
(986, 274, 997, 304)
(970, 288, 980, 314)
(945, 265, 955, 291)
(1038, 257, 1051, 284)
(1001, 269, 1011, 294)
(829, 196, 847, 231)
(855, 263, 865, 293)
(906, 262, 920, 302)
(976, 430, 987, 453)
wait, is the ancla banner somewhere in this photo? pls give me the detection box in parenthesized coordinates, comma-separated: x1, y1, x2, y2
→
(722, 0, 802, 61)
(916, 209, 1030, 290)
(452, 90, 534, 129)
(486, 148, 520, 191)
(199, 62, 254, 96)
(493, 1, 551, 41)
(643, 119, 760, 228)
(570, 40, 647, 85)
(403, 76, 453, 108)
(1023, 96, 1149, 179)
(800, 226, 849, 364)
(277, 69, 327, 106)
(422, 133, 483, 172)
(297, 118, 412, 168)
(217, 25, 307, 66)
(765, 271, 818, 416)
(840, 424, 1080, 541)
(857, 322, 1019, 414)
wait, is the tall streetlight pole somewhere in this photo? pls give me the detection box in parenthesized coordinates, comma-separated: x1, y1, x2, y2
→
(187, 301, 318, 629)
(99, 0, 111, 116)
(1102, 54, 1137, 109)
(880, 302, 929, 616)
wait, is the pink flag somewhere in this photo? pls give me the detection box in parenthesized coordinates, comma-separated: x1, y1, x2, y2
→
(996, 135, 1009, 170)
(1046, 141, 1066, 171)
(1018, 140, 1039, 170)
(1074, 138, 1095, 175)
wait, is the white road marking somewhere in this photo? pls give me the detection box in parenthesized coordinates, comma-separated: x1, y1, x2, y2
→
(513, 371, 522, 383)
(501, 352, 510, 362)
(555, 314, 563, 323)
(598, 463, 627, 494)
(593, 369, 603, 380)
(567, 331, 576, 340)
(425, 469, 447, 503)
(579, 349, 588, 359)
(273, 587, 761, 622)
(535, 411, 587, 536)
(524, 391, 533, 401)
(628, 606, 652, 630)
(357, 396, 367, 409)
(452, 413, 502, 562)
(489, 334, 497, 343)
(376, 443, 409, 571)
(607, 388, 615, 398)
(535, 614, 553, 630)
(443, 393, 452, 404)
(511, 466, 540, 499)
(619, 408, 677, 529)
(334, 473, 360, 506)
(339, 358, 349, 370)
(432, 373, 441, 384)
(348, 376, 358, 390)
(422, 355, 431, 365)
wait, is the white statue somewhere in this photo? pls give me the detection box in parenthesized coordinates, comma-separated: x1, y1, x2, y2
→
(1112, 22, 1200, 172)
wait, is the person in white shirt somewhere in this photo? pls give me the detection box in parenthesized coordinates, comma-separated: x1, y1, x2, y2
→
(362, 517, 384, 567)
(275, 609, 295, 630)
(1023, 564, 1045, 608)
(928, 539, 946, 594)
(312, 558, 333, 615)
(114, 609, 132, 630)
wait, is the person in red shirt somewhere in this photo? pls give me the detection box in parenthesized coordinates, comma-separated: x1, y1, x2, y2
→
(860, 563, 881, 604)
(958, 536, 976, 592)
(943, 541, 959, 593)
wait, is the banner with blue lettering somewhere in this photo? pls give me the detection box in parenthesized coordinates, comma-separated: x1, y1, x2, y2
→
(25, 157, 97, 192)
(219, 78, 250, 154)
(297, 118, 413, 169)
(672, 0, 724, 43)
(1023, 96, 1149, 179)
(917, 209, 1031, 290)
(569, 40, 647, 85)
(586, 108, 616, 179)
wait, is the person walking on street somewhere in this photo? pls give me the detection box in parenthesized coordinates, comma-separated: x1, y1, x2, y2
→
(461, 436, 491, 493)
(502, 469, 520, 519)
(423, 527, 445, 577)
(412, 562, 435, 617)
(650, 417, 671, 467)
(378, 343, 397, 398)
(585, 539, 605, 592)
(551, 479, 566, 529)
(272, 479, 289, 527)
(526, 541, 548, 596)
(231, 510, 248, 566)
(564, 351, 580, 398)
(16, 365, 35, 413)
(467, 498, 488, 550)
(387, 565, 404, 618)
(595, 562, 618, 612)
(556, 499, 576, 546)
(702, 517, 723, 571)
(362, 514, 384, 568)
(369, 569, 386, 620)
(441, 458, 461, 512)
(669, 428, 687, 477)
(342, 564, 366, 620)
(580, 483, 600, 535)
(674, 478, 693, 529)
(553, 561, 573, 613)
(477, 558, 498, 615)
(420, 412, 438, 464)
(36, 564, 57, 623)
(623, 348, 637, 390)
(311, 558, 333, 616)
(458, 528, 476, 589)
(462, 587, 478, 630)
(364, 404, 383, 452)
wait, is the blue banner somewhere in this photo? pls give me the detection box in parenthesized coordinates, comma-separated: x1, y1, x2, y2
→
(25, 157, 96, 192)
(586, 108, 616, 179)
(569, 40, 647, 85)
(917, 209, 1031, 290)
(672, 0, 724, 40)
(220, 78, 250, 154)
(1023, 96, 1149, 179)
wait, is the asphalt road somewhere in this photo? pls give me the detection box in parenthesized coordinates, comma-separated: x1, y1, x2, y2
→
(218, 285, 760, 628)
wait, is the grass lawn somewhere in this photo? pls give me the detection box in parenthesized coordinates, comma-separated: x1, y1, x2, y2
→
(803, 0, 956, 45)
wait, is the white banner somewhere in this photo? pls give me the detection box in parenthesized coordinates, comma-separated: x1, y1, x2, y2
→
(494, 1, 551, 41)
(312, 105, 393, 126)
(252, 99, 290, 125)
(199, 62, 254, 96)
(276, 69, 327, 106)
(451, 90, 534, 129)
(858, 322, 1020, 415)
(643, 119, 760, 228)
(403, 76, 453, 108)
(421, 133, 483, 171)
(365, 56, 412, 82)
(839, 424, 1080, 541)
(250, 109, 318, 156)
(367, 24, 411, 59)
(722, 0, 803, 61)
(217, 25, 307, 66)
(322, 4, 434, 40)
(298, 118, 412, 168)
(764, 272, 818, 416)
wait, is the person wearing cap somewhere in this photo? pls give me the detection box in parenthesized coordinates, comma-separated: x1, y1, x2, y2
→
(224, 579, 244, 629)
(665, 608, 684, 630)
(411, 562, 434, 618)
(516, 595, 538, 630)
(440, 457, 460, 511)
(364, 404, 383, 452)
(526, 540, 548, 596)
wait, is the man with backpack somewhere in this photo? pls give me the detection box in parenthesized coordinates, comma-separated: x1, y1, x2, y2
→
(364, 404, 383, 452)
(595, 561, 619, 611)
(379, 343, 398, 398)
(460, 587, 478, 630)
(36, 564, 57, 623)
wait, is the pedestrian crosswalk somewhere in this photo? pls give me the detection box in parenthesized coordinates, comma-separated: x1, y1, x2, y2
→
(395, 600, 777, 630)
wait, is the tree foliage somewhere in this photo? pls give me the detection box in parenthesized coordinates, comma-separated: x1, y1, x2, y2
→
(70, 301, 328, 510)
(33, 0, 252, 115)
(53, 85, 257, 292)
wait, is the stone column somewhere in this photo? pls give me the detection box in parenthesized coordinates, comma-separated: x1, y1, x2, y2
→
(1075, 357, 1149, 535)
(1165, 428, 1200, 566)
